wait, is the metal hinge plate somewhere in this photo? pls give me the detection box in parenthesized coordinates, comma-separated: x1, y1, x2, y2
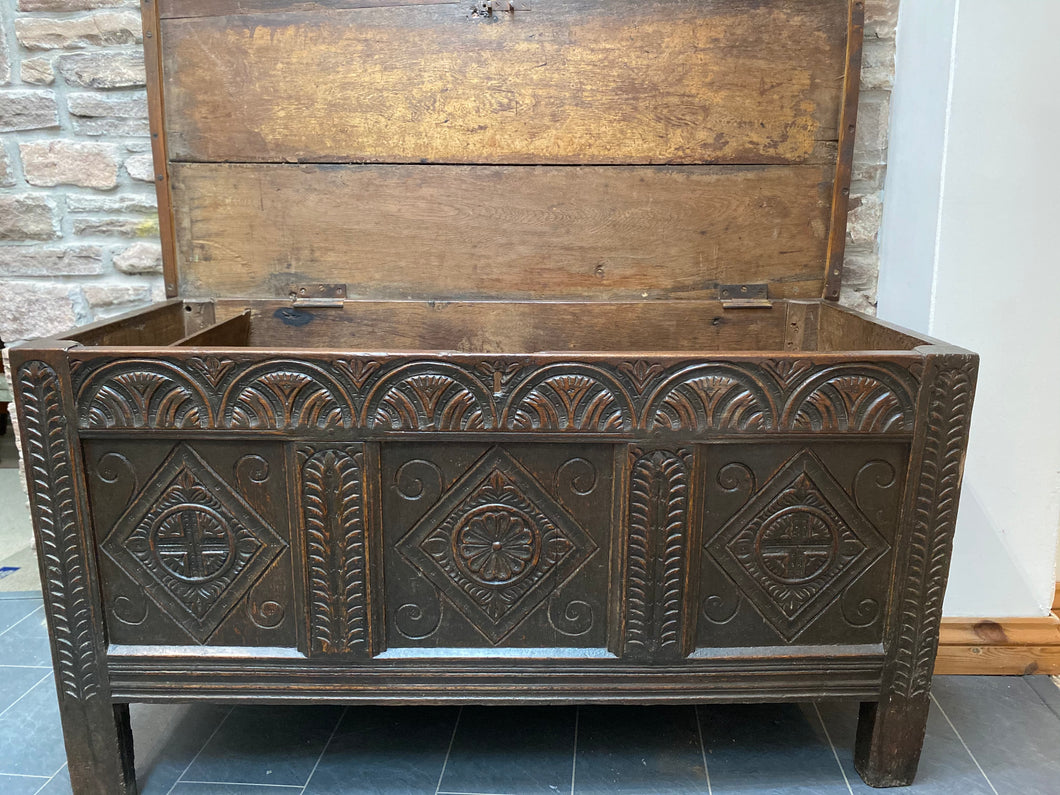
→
(288, 283, 347, 308)
(719, 283, 772, 309)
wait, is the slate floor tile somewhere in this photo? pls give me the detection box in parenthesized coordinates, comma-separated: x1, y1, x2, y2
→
(132, 703, 232, 795)
(0, 674, 68, 777)
(815, 699, 995, 794)
(1025, 674, 1060, 722)
(0, 667, 53, 715)
(304, 705, 458, 795)
(173, 784, 304, 794)
(697, 702, 850, 794)
(932, 675, 1060, 794)
(0, 773, 54, 794)
(574, 705, 707, 795)
(439, 705, 576, 795)
(0, 599, 43, 636)
(35, 766, 72, 795)
(182, 704, 345, 787)
(0, 605, 53, 668)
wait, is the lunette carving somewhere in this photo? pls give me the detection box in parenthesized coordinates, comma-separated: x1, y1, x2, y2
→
(300, 446, 370, 655)
(73, 356, 919, 436)
(17, 361, 100, 701)
(891, 357, 977, 700)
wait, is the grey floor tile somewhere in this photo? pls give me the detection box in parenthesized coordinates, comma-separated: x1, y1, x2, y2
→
(697, 702, 850, 794)
(0, 773, 54, 794)
(1024, 674, 1060, 722)
(35, 766, 72, 795)
(0, 605, 53, 668)
(0, 599, 42, 635)
(183, 704, 344, 787)
(816, 699, 995, 794)
(0, 668, 51, 715)
(132, 703, 232, 795)
(173, 784, 303, 794)
(439, 705, 576, 795)
(0, 593, 42, 601)
(932, 675, 1060, 793)
(0, 674, 68, 777)
(304, 705, 458, 795)
(574, 705, 707, 795)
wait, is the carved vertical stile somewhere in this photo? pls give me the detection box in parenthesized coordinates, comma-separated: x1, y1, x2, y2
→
(855, 351, 978, 787)
(622, 446, 696, 660)
(11, 351, 135, 794)
(298, 444, 375, 657)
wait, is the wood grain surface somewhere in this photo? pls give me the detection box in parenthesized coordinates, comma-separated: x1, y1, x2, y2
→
(162, 0, 847, 165)
(172, 163, 833, 300)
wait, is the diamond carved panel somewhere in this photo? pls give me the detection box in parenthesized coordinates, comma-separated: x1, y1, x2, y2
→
(706, 450, 886, 641)
(397, 447, 597, 644)
(102, 445, 286, 643)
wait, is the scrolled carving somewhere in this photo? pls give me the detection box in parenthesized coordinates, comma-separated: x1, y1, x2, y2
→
(555, 457, 597, 497)
(841, 591, 880, 629)
(854, 459, 898, 528)
(112, 593, 148, 627)
(395, 598, 443, 641)
(394, 459, 444, 503)
(716, 462, 756, 509)
(247, 597, 285, 630)
(96, 451, 139, 513)
(17, 360, 100, 701)
(547, 593, 594, 637)
(701, 573, 741, 626)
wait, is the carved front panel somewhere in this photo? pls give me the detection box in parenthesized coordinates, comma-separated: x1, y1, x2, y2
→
(84, 440, 296, 648)
(381, 444, 611, 649)
(698, 443, 906, 648)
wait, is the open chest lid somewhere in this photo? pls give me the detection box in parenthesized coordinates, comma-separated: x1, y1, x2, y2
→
(146, 0, 863, 304)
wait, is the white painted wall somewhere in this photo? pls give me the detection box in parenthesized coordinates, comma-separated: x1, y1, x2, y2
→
(878, 0, 1060, 616)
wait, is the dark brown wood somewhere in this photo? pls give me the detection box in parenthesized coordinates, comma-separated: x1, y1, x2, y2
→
(824, 0, 865, 301)
(855, 351, 978, 786)
(162, 0, 847, 165)
(8, 344, 136, 795)
(10, 1, 980, 791)
(172, 310, 251, 347)
(172, 164, 833, 301)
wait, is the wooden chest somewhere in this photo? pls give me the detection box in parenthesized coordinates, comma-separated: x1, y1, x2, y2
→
(9, 1, 978, 791)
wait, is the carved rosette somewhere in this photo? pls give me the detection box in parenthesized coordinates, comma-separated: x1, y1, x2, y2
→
(623, 447, 695, 660)
(397, 447, 597, 644)
(15, 361, 101, 702)
(299, 445, 372, 655)
(890, 356, 978, 701)
(101, 445, 286, 644)
(706, 451, 887, 642)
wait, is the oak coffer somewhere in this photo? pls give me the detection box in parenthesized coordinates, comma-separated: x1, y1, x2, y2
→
(9, 0, 978, 792)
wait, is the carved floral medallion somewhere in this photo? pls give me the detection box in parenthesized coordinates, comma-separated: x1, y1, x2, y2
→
(397, 447, 597, 643)
(706, 450, 887, 641)
(102, 445, 286, 643)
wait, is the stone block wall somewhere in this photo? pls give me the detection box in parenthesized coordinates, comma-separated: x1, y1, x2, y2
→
(0, 0, 162, 343)
(0, 0, 898, 342)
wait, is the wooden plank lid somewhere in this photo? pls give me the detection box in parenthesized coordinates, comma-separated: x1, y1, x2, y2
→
(146, 0, 863, 302)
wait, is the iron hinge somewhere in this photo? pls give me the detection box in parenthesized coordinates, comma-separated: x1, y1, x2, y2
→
(288, 283, 347, 308)
(719, 283, 772, 309)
